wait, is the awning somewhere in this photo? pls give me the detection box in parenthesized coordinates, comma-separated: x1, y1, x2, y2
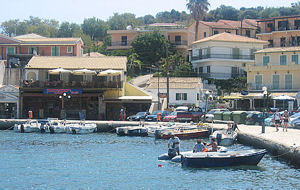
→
(48, 68, 72, 75)
(72, 69, 96, 75)
(222, 96, 242, 99)
(98, 69, 122, 76)
(118, 96, 152, 100)
(273, 94, 295, 100)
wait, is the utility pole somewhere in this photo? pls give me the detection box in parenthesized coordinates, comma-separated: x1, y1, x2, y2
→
(166, 44, 169, 109)
(157, 67, 160, 110)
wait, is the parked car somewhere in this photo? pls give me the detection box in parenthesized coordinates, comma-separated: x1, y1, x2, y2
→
(264, 111, 285, 126)
(163, 112, 178, 122)
(202, 108, 229, 122)
(145, 110, 170, 121)
(288, 112, 300, 127)
(246, 112, 270, 125)
(176, 107, 203, 122)
(127, 112, 149, 121)
(289, 117, 300, 128)
(175, 106, 189, 112)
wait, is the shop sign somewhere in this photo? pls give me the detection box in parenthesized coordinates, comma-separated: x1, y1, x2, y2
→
(43, 89, 82, 95)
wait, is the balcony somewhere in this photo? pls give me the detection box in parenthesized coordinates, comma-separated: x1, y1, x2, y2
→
(107, 41, 132, 50)
(247, 83, 299, 91)
(197, 72, 246, 79)
(192, 54, 254, 61)
(21, 80, 123, 89)
(259, 25, 300, 34)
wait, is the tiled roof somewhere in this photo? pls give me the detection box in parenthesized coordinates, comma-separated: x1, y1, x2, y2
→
(0, 34, 20, 44)
(200, 19, 258, 30)
(16, 37, 82, 45)
(147, 77, 202, 89)
(148, 23, 182, 27)
(218, 19, 257, 29)
(192, 32, 268, 44)
(200, 21, 233, 29)
(25, 56, 127, 70)
(255, 46, 300, 53)
(83, 52, 105, 57)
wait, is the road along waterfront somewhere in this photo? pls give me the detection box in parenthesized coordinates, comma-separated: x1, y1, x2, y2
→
(0, 131, 299, 189)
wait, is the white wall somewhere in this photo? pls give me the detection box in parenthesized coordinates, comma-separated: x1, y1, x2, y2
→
(0, 61, 5, 86)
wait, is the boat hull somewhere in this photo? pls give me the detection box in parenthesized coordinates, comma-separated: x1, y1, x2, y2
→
(181, 149, 267, 168)
(159, 130, 208, 139)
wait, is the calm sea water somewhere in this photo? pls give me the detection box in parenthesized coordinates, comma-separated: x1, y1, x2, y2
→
(0, 131, 299, 190)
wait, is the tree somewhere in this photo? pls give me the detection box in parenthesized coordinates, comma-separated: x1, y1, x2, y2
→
(57, 22, 82, 37)
(138, 15, 156, 24)
(81, 17, 109, 41)
(1, 19, 20, 36)
(131, 31, 169, 71)
(209, 5, 239, 20)
(107, 13, 140, 30)
(186, 0, 210, 41)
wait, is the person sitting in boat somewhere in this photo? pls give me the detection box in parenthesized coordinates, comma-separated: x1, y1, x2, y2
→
(193, 139, 206, 153)
(232, 122, 239, 131)
(168, 133, 180, 156)
(207, 137, 218, 152)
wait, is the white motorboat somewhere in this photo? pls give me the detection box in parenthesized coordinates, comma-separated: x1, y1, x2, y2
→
(209, 129, 238, 146)
(44, 119, 67, 133)
(116, 126, 148, 136)
(14, 120, 41, 133)
(66, 122, 97, 134)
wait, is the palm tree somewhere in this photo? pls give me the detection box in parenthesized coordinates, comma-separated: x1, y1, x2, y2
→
(186, 0, 210, 41)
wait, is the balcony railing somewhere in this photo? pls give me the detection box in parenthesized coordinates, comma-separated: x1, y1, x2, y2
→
(247, 83, 297, 91)
(170, 40, 188, 46)
(192, 54, 254, 61)
(260, 25, 300, 33)
(109, 41, 132, 46)
(22, 80, 122, 89)
(197, 72, 246, 79)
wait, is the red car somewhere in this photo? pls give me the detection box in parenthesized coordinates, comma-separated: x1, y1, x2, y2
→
(163, 112, 177, 122)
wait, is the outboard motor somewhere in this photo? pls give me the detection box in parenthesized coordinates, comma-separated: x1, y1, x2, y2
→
(49, 126, 55, 134)
(72, 128, 76, 134)
(216, 133, 222, 145)
(168, 148, 177, 158)
(20, 124, 25, 133)
(40, 124, 45, 133)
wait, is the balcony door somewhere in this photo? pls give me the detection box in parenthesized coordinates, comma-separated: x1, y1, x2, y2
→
(121, 36, 127, 46)
(175, 36, 181, 45)
(255, 75, 262, 90)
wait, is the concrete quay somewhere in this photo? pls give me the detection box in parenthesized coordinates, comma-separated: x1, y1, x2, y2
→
(207, 123, 300, 167)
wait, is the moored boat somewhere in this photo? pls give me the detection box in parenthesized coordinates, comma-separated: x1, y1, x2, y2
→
(14, 120, 40, 133)
(181, 149, 267, 168)
(66, 123, 97, 134)
(116, 126, 148, 136)
(210, 130, 238, 146)
(155, 128, 209, 139)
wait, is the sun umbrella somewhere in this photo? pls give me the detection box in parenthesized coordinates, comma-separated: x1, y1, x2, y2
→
(97, 69, 122, 76)
(48, 68, 72, 75)
(72, 69, 96, 75)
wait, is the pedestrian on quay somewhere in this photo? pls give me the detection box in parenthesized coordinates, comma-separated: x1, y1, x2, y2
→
(273, 108, 281, 132)
(282, 110, 289, 132)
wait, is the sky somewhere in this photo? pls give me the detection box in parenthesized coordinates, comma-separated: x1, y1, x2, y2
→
(0, 0, 298, 24)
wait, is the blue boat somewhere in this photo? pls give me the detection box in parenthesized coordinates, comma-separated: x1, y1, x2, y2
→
(181, 149, 267, 168)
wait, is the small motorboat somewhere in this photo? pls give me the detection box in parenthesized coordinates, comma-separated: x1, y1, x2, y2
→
(45, 119, 67, 133)
(155, 128, 209, 139)
(210, 129, 238, 146)
(116, 126, 148, 136)
(14, 120, 40, 133)
(181, 149, 267, 168)
(66, 122, 97, 134)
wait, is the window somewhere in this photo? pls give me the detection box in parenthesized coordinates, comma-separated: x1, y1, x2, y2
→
(246, 30, 251, 37)
(28, 47, 38, 54)
(213, 30, 219, 35)
(51, 47, 60, 56)
(285, 74, 292, 89)
(294, 20, 300, 29)
(263, 56, 270, 66)
(199, 67, 203, 73)
(197, 93, 200, 100)
(272, 75, 280, 89)
(231, 67, 239, 77)
(280, 55, 287, 65)
(255, 75, 262, 90)
(292, 54, 298, 64)
(204, 32, 206, 37)
(268, 40, 273, 47)
(67, 46, 73, 53)
(280, 37, 286, 47)
(176, 93, 187, 101)
(121, 36, 127, 45)
(232, 48, 240, 59)
(207, 66, 210, 73)
(175, 36, 181, 45)
(7, 47, 15, 55)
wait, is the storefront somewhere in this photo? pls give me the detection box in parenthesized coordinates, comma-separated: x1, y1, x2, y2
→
(0, 85, 19, 119)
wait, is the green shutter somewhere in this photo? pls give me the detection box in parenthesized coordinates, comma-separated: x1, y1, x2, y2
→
(184, 93, 187, 100)
(7, 47, 15, 55)
(263, 56, 269, 66)
(176, 93, 180, 100)
(51, 47, 56, 56)
(285, 74, 292, 89)
(233, 48, 240, 59)
(292, 54, 298, 64)
(51, 47, 60, 56)
(280, 55, 287, 65)
(272, 75, 279, 89)
(255, 75, 262, 90)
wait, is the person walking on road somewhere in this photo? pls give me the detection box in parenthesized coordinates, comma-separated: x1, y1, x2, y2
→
(273, 109, 281, 132)
(282, 110, 289, 132)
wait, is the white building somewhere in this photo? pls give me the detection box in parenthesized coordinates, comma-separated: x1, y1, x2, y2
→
(190, 33, 268, 79)
(145, 77, 216, 107)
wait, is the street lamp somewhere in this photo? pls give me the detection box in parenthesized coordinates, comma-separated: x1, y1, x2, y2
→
(262, 86, 268, 133)
(59, 92, 71, 119)
(203, 90, 210, 122)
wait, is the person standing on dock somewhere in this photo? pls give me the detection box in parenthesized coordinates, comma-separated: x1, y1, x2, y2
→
(168, 134, 180, 155)
(273, 109, 281, 132)
(282, 110, 289, 132)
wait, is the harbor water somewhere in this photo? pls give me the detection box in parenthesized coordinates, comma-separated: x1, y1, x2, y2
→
(0, 131, 299, 189)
